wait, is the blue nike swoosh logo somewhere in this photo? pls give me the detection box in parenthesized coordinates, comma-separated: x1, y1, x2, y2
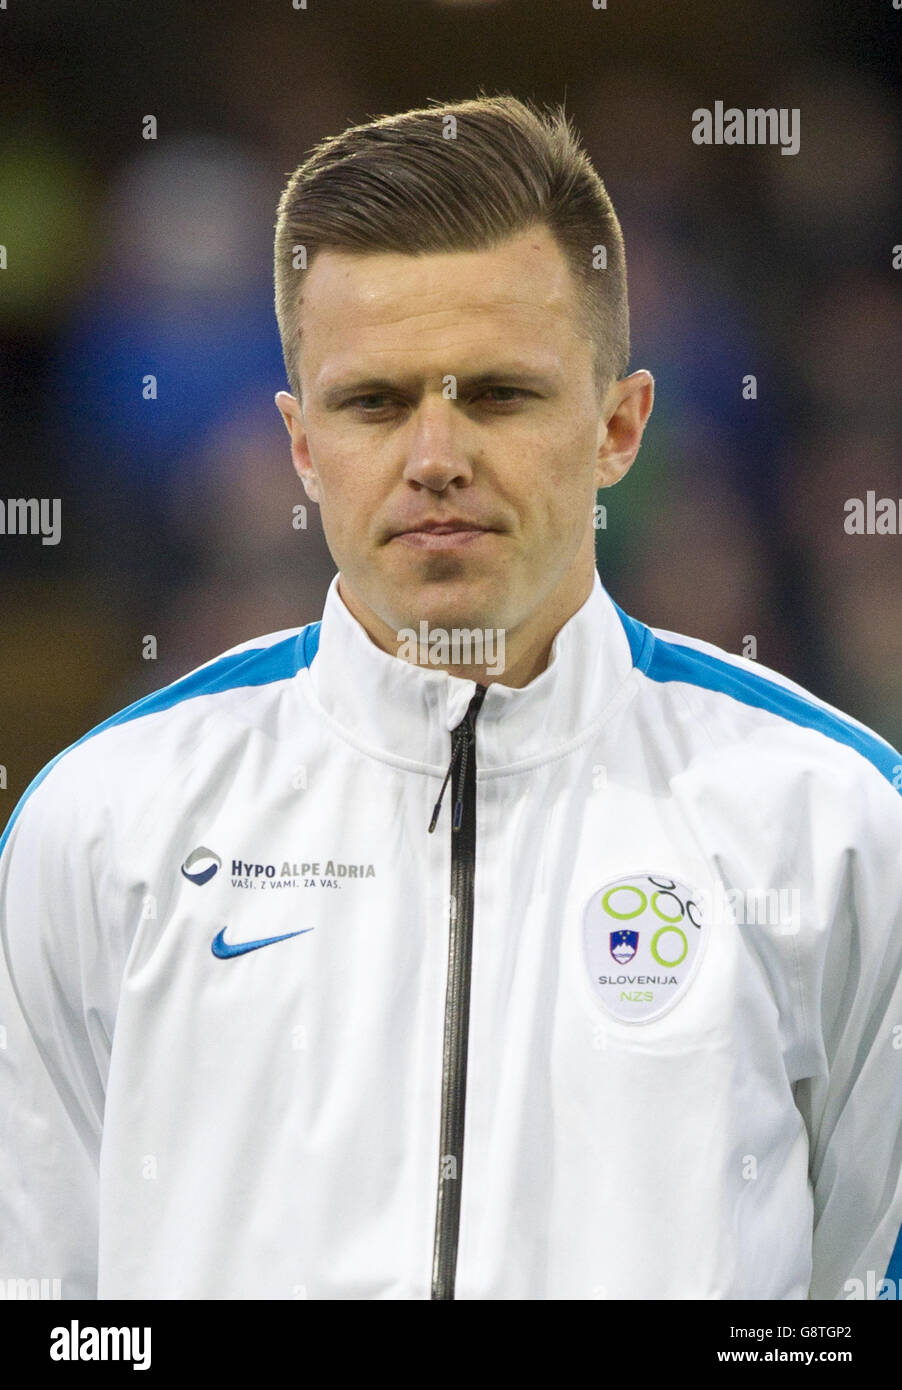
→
(211, 926, 314, 958)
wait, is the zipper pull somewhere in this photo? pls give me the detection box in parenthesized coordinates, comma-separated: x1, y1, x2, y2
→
(428, 752, 457, 834)
(427, 685, 487, 833)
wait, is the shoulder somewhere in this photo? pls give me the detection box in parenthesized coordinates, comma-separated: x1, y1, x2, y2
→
(614, 605, 901, 808)
(0, 621, 322, 862)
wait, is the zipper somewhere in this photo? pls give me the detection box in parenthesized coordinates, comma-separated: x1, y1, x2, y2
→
(427, 682, 488, 1300)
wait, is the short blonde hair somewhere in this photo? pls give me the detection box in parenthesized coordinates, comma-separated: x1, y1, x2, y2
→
(274, 93, 629, 401)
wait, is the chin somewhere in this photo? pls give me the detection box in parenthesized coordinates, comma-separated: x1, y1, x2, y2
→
(409, 607, 516, 655)
(360, 552, 520, 632)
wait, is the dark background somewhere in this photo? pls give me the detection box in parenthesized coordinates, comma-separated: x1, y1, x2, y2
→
(1, 0, 901, 817)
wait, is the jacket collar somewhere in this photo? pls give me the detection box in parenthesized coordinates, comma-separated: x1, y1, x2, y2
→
(304, 569, 637, 771)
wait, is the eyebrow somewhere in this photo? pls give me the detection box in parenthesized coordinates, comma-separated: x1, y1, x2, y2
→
(320, 367, 559, 408)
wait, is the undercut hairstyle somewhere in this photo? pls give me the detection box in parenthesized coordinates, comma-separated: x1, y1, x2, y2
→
(274, 93, 630, 403)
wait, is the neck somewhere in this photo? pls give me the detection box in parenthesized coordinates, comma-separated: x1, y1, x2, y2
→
(336, 564, 596, 689)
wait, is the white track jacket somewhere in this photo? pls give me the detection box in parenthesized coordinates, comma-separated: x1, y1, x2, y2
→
(1, 569, 901, 1301)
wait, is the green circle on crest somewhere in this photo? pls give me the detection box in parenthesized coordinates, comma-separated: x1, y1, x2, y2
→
(602, 885, 647, 920)
(651, 926, 688, 967)
(651, 891, 684, 923)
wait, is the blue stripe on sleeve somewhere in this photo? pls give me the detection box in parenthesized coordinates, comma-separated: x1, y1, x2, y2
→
(0, 623, 321, 860)
(612, 604, 901, 790)
(884, 1221, 902, 1290)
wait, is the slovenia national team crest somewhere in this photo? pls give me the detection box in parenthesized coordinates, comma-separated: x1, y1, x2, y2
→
(583, 872, 707, 1022)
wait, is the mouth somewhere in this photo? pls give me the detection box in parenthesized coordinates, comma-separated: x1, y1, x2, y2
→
(391, 525, 496, 550)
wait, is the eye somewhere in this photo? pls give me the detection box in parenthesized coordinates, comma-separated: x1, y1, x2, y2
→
(349, 394, 395, 411)
(477, 387, 531, 404)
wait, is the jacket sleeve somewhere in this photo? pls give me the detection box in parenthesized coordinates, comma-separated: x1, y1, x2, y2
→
(0, 757, 120, 1300)
(801, 762, 902, 1301)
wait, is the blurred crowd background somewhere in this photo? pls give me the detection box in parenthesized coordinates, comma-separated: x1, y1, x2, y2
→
(1, 0, 901, 812)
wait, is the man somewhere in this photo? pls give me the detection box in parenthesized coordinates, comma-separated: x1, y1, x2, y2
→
(1, 95, 901, 1301)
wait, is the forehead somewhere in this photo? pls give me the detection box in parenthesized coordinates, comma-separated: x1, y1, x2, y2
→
(296, 224, 588, 381)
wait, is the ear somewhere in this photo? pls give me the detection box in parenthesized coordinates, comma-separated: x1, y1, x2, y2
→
(274, 390, 296, 437)
(595, 370, 654, 489)
(274, 390, 321, 504)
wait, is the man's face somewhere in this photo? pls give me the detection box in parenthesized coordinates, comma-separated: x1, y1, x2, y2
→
(277, 223, 648, 645)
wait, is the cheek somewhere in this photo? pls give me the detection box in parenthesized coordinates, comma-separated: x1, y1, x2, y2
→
(538, 431, 598, 507)
(311, 447, 388, 555)
(525, 445, 597, 548)
(308, 438, 363, 510)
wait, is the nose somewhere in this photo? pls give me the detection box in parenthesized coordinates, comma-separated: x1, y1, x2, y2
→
(401, 393, 475, 491)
